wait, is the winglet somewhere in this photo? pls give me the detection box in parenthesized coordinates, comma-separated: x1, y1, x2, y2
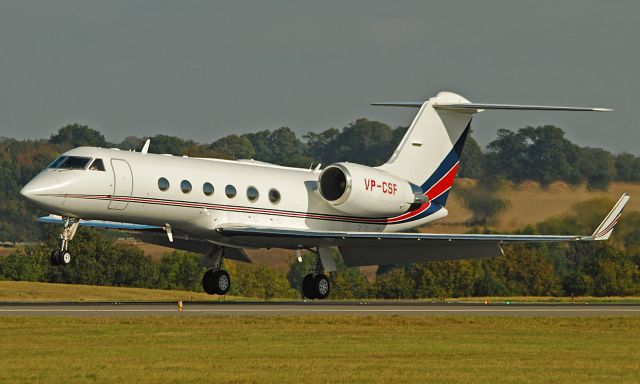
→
(589, 194, 630, 240)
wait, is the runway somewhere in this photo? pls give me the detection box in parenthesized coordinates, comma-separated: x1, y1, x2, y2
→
(2, 301, 640, 317)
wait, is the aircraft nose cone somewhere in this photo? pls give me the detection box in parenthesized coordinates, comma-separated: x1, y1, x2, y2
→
(19, 174, 61, 209)
(20, 182, 36, 201)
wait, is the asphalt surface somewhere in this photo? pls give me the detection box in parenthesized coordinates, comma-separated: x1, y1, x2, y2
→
(1, 301, 640, 317)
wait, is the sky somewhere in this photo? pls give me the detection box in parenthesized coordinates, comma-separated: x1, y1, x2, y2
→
(0, 1, 638, 153)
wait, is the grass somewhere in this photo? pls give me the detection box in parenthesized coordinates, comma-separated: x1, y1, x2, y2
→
(5, 281, 640, 304)
(0, 316, 638, 383)
(0, 281, 240, 302)
(446, 296, 640, 304)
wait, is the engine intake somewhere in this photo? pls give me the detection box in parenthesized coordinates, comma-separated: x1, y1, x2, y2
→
(319, 166, 350, 203)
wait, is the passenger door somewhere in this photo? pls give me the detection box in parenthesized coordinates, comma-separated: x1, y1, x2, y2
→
(108, 159, 133, 210)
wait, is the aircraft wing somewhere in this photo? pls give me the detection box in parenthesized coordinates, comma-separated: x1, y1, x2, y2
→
(217, 194, 629, 267)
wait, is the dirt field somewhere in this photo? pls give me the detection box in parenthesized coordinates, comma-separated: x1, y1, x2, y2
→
(426, 180, 640, 233)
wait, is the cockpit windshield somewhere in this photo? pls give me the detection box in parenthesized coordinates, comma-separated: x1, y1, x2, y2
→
(47, 156, 92, 170)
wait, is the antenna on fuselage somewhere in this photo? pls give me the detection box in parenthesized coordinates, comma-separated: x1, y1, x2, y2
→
(141, 139, 150, 154)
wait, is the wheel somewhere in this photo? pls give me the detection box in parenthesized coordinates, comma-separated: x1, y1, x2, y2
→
(50, 250, 60, 266)
(59, 251, 71, 266)
(212, 270, 230, 295)
(302, 273, 315, 299)
(313, 274, 330, 300)
(202, 270, 216, 295)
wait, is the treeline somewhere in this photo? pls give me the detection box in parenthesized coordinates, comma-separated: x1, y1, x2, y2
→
(0, 227, 299, 299)
(2, 197, 640, 298)
(2, 121, 640, 241)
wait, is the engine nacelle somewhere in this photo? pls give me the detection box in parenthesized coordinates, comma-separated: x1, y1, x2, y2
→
(318, 162, 426, 217)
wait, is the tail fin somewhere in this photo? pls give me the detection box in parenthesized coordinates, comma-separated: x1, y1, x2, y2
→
(376, 92, 473, 207)
(375, 91, 611, 207)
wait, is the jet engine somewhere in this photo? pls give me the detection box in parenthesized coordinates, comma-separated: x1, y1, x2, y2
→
(317, 162, 427, 217)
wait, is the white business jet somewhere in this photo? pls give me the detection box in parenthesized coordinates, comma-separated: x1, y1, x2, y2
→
(20, 91, 628, 299)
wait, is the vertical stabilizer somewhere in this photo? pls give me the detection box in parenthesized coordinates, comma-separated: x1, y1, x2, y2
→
(376, 92, 472, 207)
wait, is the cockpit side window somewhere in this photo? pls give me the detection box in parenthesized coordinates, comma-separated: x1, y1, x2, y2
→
(89, 159, 106, 171)
(48, 156, 92, 170)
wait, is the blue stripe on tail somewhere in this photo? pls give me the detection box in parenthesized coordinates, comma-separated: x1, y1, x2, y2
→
(419, 122, 471, 207)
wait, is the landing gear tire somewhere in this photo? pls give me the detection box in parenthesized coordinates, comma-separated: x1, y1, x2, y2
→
(302, 273, 316, 299)
(59, 251, 71, 265)
(212, 270, 230, 295)
(313, 274, 331, 300)
(302, 273, 330, 300)
(50, 250, 60, 266)
(202, 269, 230, 295)
(50, 250, 71, 266)
(202, 270, 215, 294)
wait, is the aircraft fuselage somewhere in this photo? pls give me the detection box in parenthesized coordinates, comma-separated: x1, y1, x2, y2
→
(20, 147, 446, 248)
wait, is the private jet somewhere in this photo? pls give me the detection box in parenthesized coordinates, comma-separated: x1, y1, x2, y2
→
(20, 91, 628, 299)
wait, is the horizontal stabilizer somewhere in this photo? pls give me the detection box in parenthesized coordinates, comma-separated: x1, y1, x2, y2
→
(372, 101, 612, 113)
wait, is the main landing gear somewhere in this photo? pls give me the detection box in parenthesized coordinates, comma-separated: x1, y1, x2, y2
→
(202, 248, 231, 295)
(50, 217, 79, 266)
(301, 248, 335, 300)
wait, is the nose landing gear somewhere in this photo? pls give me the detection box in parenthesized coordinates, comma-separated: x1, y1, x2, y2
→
(201, 247, 231, 295)
(50, 217, 79, 266)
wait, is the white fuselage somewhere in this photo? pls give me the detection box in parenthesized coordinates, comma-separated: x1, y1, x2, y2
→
(20, 147, 447, 247)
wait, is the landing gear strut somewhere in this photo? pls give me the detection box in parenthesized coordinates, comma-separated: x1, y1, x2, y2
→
(202, 248, 231, 295)
(50, 217, 79, 266)
(301, 248, 333, 300)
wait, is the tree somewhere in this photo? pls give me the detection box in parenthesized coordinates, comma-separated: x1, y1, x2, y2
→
(456, 181, 508, 226)
(485, 129, 529, 182)
(50, 124, 107, 148)
(457, 134, 485, 178)
(146, 134, 190, 155)
(322, 119, 397, 166)
(118, 136, 145, 151)
(375, 268, 413, 299)
(615, 153, 640, 182)
(577, 147, 616, 190)
(485, 126, 582, 186)
(210, 135, 256, 159)
(243, 128, 312, 167)
(303, 128, 340, 163)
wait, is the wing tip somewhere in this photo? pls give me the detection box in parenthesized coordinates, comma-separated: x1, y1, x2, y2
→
(591, 193, 630, 240)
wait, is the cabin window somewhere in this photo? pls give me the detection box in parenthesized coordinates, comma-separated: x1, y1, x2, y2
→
(203, 182, 214, 196)
(247, 186, 259, 202)
(48, 156, 91, 170)
(268, 188, 281, 204)
(158, 177, 170, 191)
(225, 185, 237, 199)
(89, 158, 105, 171)
(181, 180, 192, 194)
